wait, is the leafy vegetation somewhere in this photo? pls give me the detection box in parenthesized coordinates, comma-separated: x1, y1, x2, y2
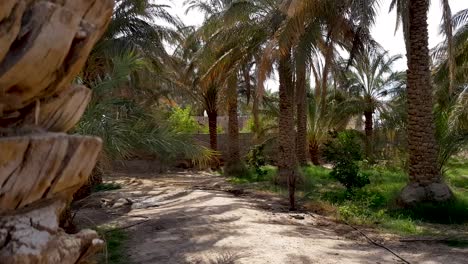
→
(323, 131, 369, 193)
(230, 162, 468, 235)
(73, 0, 468, 244)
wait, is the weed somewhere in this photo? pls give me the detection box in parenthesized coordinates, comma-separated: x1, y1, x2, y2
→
(96, 228, 129, 264)
(93, 182, 122, 192)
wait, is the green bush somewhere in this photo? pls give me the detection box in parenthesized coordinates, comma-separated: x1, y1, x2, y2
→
(323, 130, 369, 194)
(168, 106, 201, 133)
(246, 144, 268, 181)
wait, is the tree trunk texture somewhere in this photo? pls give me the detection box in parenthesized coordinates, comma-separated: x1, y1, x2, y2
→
(364, 110, 374, 161)
(400, 0, 452, 205)
(295, 58, 308, 166)
(252, 93, 261, 141)
(278, 51, 298, 211)
(207, 110, 218, 151)
(0, 0, 113, 263)
(309, 141, 320, 166)
(207, 110, 220, 169)
(225, 77, 246, 176)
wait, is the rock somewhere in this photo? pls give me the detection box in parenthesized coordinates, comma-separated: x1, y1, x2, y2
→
(399, 182, 453, 205)
(291, 215, 305, 220)
(427, 183, 453, 202)
(399, 184, 427, 205)
(112, 198, 133, 208)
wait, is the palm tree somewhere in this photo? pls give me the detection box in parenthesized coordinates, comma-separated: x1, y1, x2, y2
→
(432, 8, 468, 170)
(278, 48, 298, 210)
(225, 75, 246, 175)
(339, 47, 404, 160)
(75, 52, 213, 199)
(187, 0, 278, 171)
(295, 54, 308, 165)
(84, 0, 181, 86)
(399, 0, 453, 204)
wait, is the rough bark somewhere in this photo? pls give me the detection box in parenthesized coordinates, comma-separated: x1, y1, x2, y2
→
(17, 85, 92, 132)
(400, 0, 452, 205)
(309, 141, 320, 166)
(364, 110, 373, 161)
(0, 1, 113, 262)
(225, 76, 246, 176)
(278, 51, 297, 211)
(207, 110, 218, 151)
(295, 58, 308, 166)
(252, 93, 260, 141)
(0, 133, 102, 213)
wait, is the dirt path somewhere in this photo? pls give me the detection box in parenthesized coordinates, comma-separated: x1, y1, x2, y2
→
(74, 171, 467, 264)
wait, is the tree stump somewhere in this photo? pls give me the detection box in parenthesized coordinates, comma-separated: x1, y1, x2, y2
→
(0, 0, 114, 263)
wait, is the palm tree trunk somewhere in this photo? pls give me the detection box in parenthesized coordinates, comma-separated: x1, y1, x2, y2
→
(364, 110, 373, 161)
(252, 93, 260, 140)
(225, 76, 246, 175)
(207, 110, 218, 151)
(278, 50, 297, 211)
(309, 141, 320, 165)
(320, 41, 333, 111)
(296, 58, 308, 166)
(400, 0, 452, 205)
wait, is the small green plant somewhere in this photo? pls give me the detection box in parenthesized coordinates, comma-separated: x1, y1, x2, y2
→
(246, 144, 268, 180)
(92, 182, 122, 192)
(324, 130, 369, 194)
(96, 228, 128, 264)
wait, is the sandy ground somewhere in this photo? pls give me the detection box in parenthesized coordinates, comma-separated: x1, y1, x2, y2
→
(74, 170, 468, 264)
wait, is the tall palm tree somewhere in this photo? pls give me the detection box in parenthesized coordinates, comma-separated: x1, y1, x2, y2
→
(278, 48, 298, 210)
(339, 47, 404, 159)
(390, 0, 455, 89)
(189, 0, 278, 171)
(295, 54, 308, 165)
(399, 0, 452, 204)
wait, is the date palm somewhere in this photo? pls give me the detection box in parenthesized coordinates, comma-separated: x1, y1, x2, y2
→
(84, 0, 182, 87)
(399, 0, 453, 204)
(432, 8, 468, 170)
(339, 47, 404, 160)
(188, 0, 279, 172)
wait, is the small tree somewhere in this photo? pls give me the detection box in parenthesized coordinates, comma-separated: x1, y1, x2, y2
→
(324, 131, 370, 194)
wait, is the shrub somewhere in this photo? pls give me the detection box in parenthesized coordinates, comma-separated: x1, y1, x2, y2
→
(323, 130, 369, 194)
(168, 106, 201, 133)
(246, 144, 268, 180)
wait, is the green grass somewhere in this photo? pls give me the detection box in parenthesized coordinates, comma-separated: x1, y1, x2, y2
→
(93, 182, 122, 192)
(97, 228, 129, 264)
(227, 165, 277, 184)
(233, 160, 468, 236)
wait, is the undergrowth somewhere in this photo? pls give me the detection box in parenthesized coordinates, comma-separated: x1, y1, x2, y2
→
(96, 227, 129, 264)
(230, 160, 468, 236)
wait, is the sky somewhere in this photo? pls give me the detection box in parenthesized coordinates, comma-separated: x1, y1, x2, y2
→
(162, 0, 467, 87)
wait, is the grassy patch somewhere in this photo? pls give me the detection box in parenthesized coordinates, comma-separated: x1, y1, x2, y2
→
(228, 166, 276, 184)
(446, 159, 468, 189)
(93, 182, 122, 192)
(235, 161, 468, 236)
(97, 228, 129, 264)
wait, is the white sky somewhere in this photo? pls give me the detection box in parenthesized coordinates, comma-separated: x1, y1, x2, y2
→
(162, 0, 467, 88)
